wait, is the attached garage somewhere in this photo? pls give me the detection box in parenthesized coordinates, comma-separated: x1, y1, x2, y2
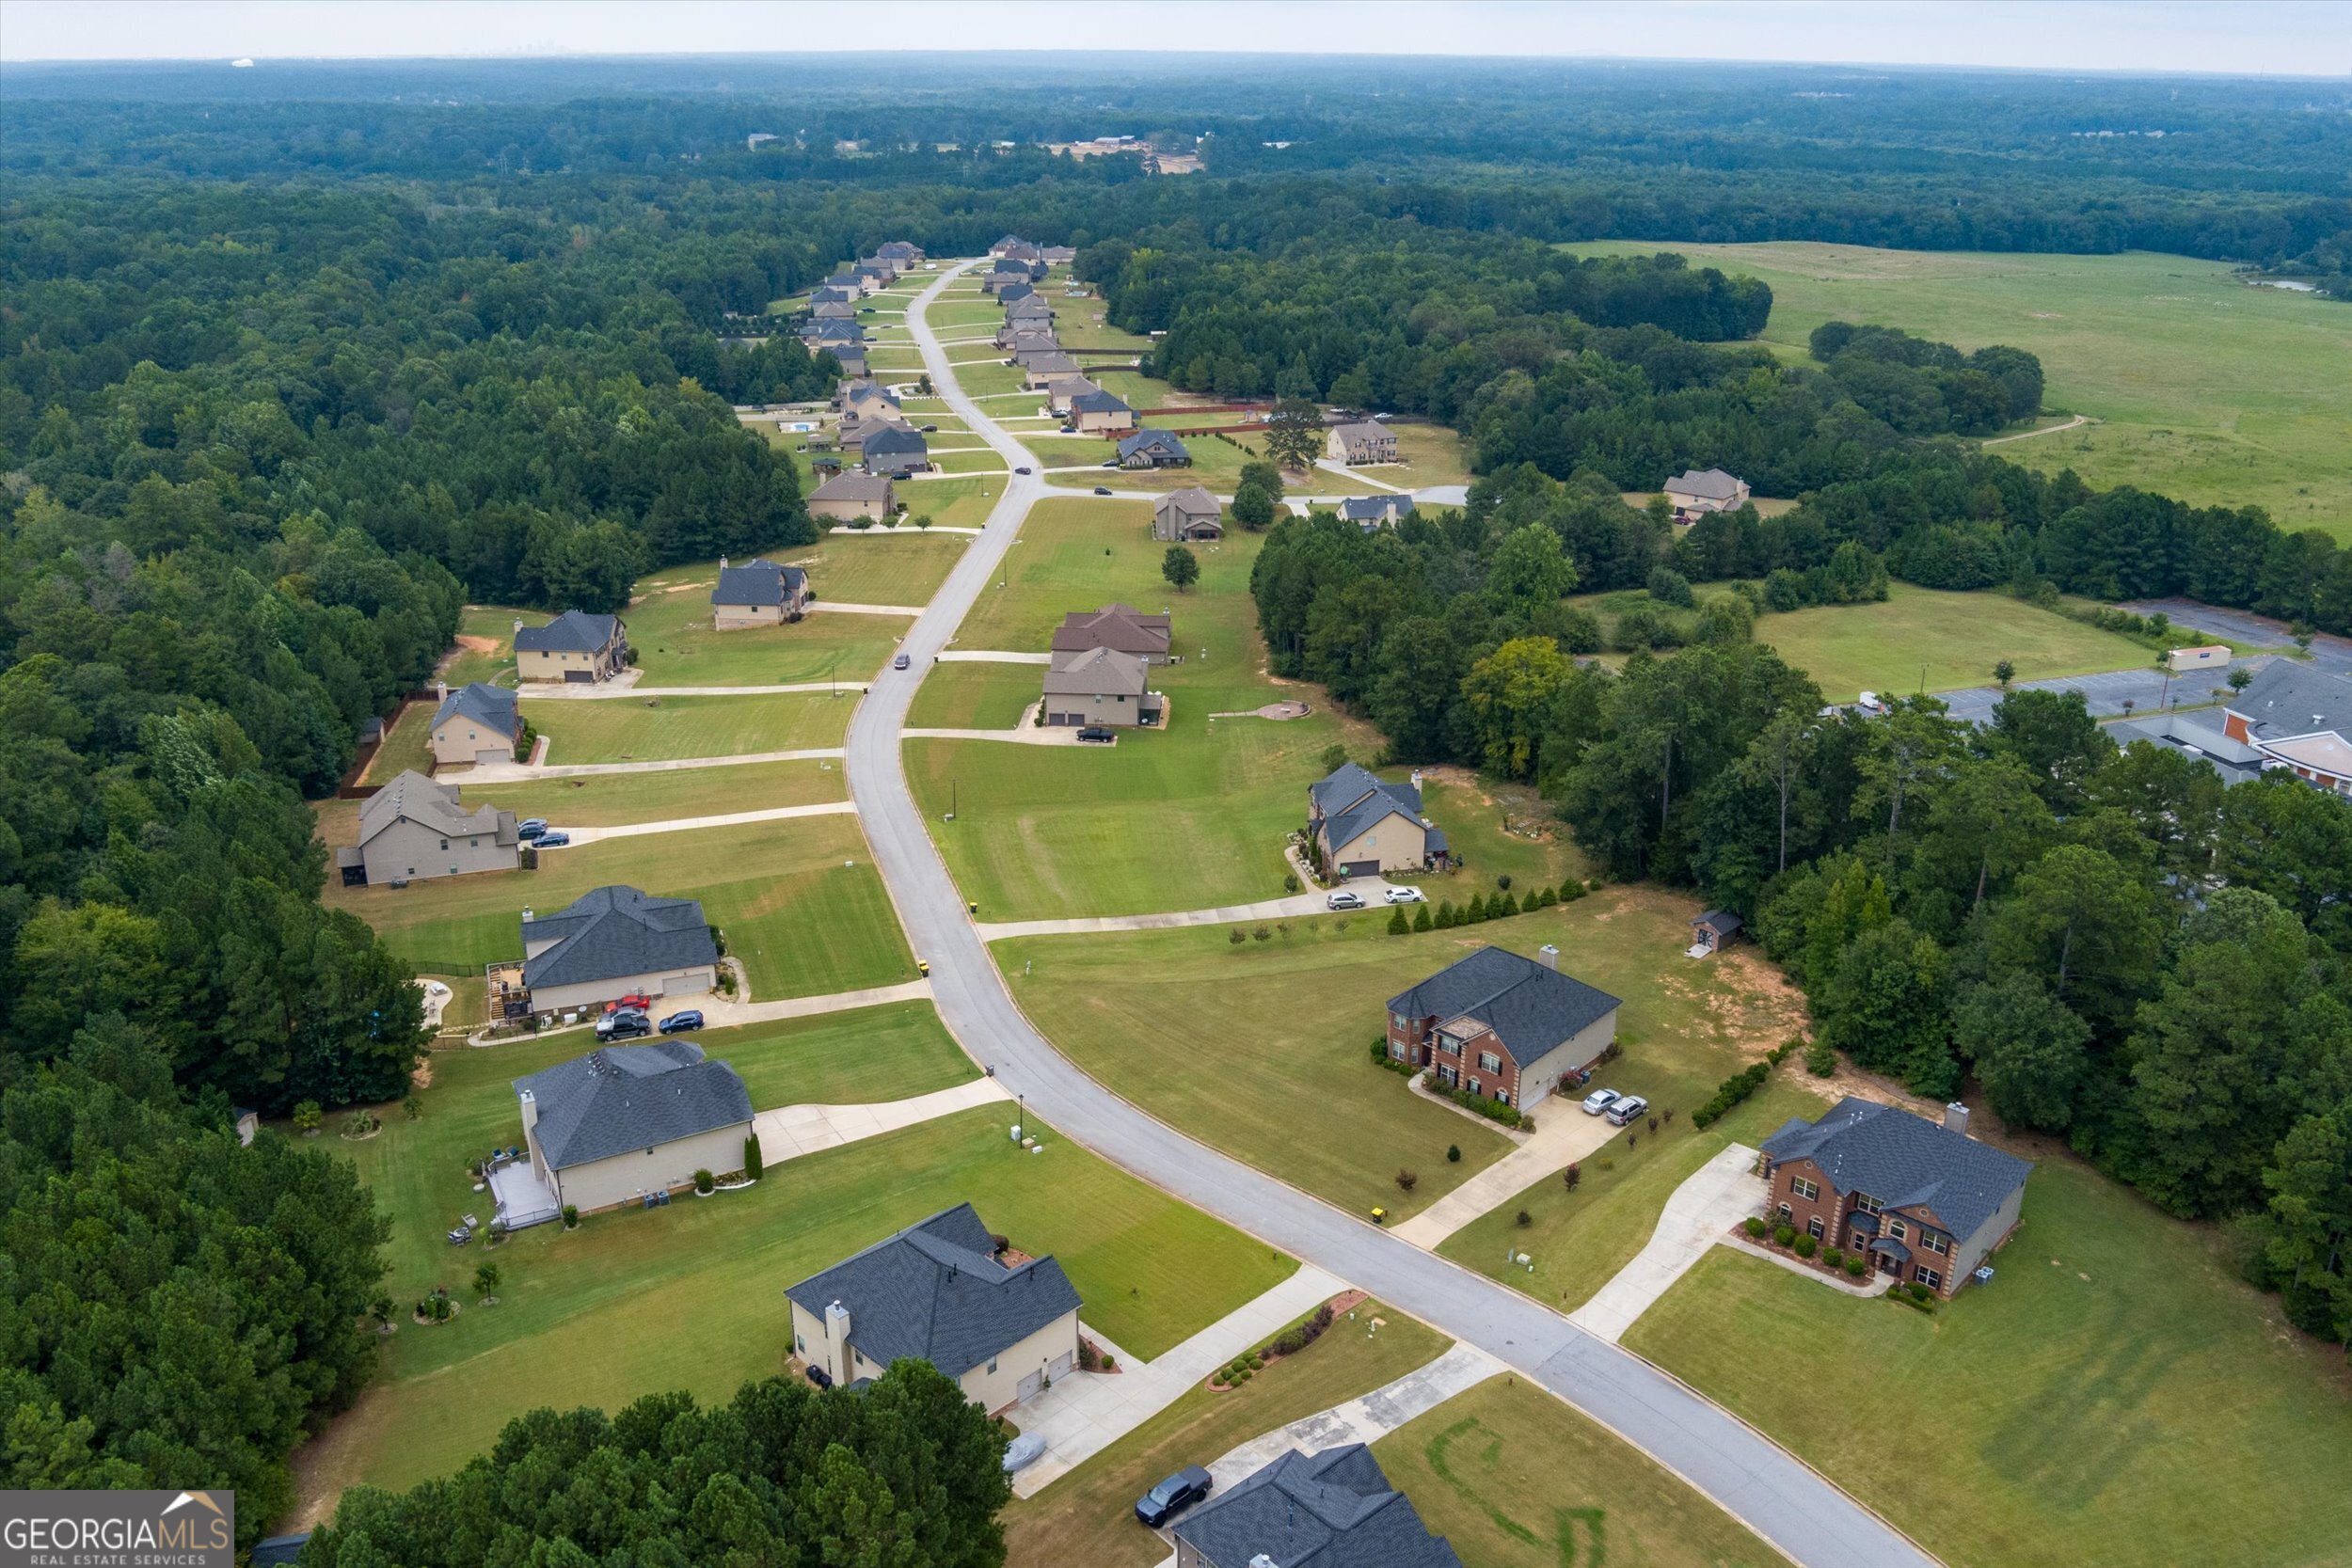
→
(564, 668, 593, 683)
(1341, 859, 1380, 879)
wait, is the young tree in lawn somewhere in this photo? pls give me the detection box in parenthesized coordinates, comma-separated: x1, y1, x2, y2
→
(1262, 396, 1325, 471)
(473, 1261, 501, 1301)
(1994, 658, 2016, 688)
(1161, 545, 1200, 593)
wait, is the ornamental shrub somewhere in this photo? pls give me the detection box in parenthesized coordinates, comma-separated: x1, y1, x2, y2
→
(1446, 1143, 1461, 1163)
(1388, 906, 1410, 935)
(1516, 1209, 1533, 1227)
(1396, 1168, 1419, 1193)
(693, 1168, 715, 1195)
(1558, 879, 1586, 903)
(1794, 1235, 1819, 1259)
(1823, 1247, 1844, 1269)
(1806, 1038, 1838, 1076)
(1413, 903, 1434, 931)
(1845, 1256, 1867, 1277)
(1692, 1061, 1773, 1128)
(1743, 1216, 1768, 1239)
(1435, 901, 1456, 927)
(743, 1135, 764, 1180)
(1496, 892, 1519, 917)
(1773, 1224, 1798, 1247)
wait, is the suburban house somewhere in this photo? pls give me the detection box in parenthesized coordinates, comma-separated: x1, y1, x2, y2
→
(803, 318, 866, 348)
(836, 411, 914, 455)
(855, 256, 900, 279)
(807, 470, 898, 523)
(512, 1039, 755, 1216)
(1153, 486, 1225, 542)
(990, 234, 1044, 261)
(1054, 603, 1172, 662)
(2116, 661, 2352, 795)
(834, 377, 898, 417)
(785, 1202, 1082, 1411)
(1760, 1098, 2033, 1297)
(1004, 295, 1056, 326)
(517, 884, 720, 1018)
(823, 271, 863, 295)
(995, 280, 1036, 305)
(711, 557, 812, 627)
(1327, 420, 1400, 465)
(1385, 944, 1623, 1112)
(515, 609, 629, 683)
(1171, 1445, 1461, 1568)
(1339, 495, 1415, 531)
(1041, 646, 1163, 728)
(810, 286, 858, 308)
(429, 682, 523, 768)
(875, 240, 924, 264)
(338, 770, 518, 886)
(810, 298, 858, 320)
(1044, 375, 1101, 416)
(1070, 388, 1137, 434)
(852, 263, 895, 292)
(1308, 761, 1445, 878)
(826, 345, 870, 378)
(860, 424, 931, 477)
(2165, 643, 2232, 673)
(1022, 351, 1085, 387)
(1040, 245, 1076, 266)
(1117, 428, 1192, 468)
(1689, 909, 1743, 957)
(1663, 467, 1752, 521)
(997, 318, 1059, 349)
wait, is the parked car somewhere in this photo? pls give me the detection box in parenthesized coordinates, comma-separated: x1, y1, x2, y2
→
(1581, 1087, 1622, 1116)
(1383, 886, 1427, 905)
(894, 652, 912, 670)
(1076, 726, 1116, 743)
(1604, 1094, 1650, 1126)
(534, 831, 572, 848)
(596, 1010, 651, 1041)
(1100, 459, 1119, 468)
(1092, 485, 1113, 496)
(803, 1364, 833, 1389)
(1327, 889, 1367, 911)
(607, 993, 653, 1014)
(1014, 466, 1032, 474)
(658, 1009, 704, 1034)
(1135, 1466, 1213, 1527)
(921, 423, 938, 432)
(1855, 689, 1888, 716)
(516, 817, 548, 840)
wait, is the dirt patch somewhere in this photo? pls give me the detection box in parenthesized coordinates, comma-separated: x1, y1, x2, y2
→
(410, 1055, 435, 1089)
(453, 634, 501, 654)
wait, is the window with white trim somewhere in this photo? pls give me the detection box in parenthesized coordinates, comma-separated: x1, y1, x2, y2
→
(1915, 1267, 1943, 1291)
(986, 1356, 997, 1374)
(1887, 1218, 1907, 1242)
(1921, 1230, 1948, 1255)
(1790, 1175, 1820, 1201)
(1853, 1192, 1883, 1215)
(1807, 1216, 1825, 1240)
(1478, 1051, 1502, 1074)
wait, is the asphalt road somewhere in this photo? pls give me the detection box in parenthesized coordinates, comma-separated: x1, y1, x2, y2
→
(844, 261, 1937, 1568)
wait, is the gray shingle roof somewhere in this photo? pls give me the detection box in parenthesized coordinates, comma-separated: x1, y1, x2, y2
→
(1693, 910, 1743, 937)
(836, 377, 897, 406)
(784, 1203, 1082, 1379)
(1071, 389, 1131, 415)
(1159, 485, 1221, 522)
(1667, 467, 1744, 500)
(1021, 352, 1082, 378)
(1005, 296, 1054, 319)
(1761, 1097, 2032, 1242)
(1386, 946, 1623, 1069)
(432, 681, 519, 738)
(1053, 604, 1170, 658)
(521, 885, 719, 991)
(2227, 661, 2352, 740)
(1118, 428, 1190, 464)
(1340, 495, 1415, 524)
(861, 426, 928, 458)
(712, 559, 807, 608)
(1311, 763, 1427, 855)
(997, 281, 1035, 304)
(513, 1038, 753, 1171)
(515, 610, 623, 656)
(811, 471, 894, 504)
(807, 319, 866, 343)
(359, 770, 516, 848)
(1043, 645, 1149, 697)
(1173, 1444, 1462, 1568)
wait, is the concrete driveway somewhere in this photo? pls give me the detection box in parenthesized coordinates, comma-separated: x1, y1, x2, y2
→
(1203, 1340, 1502, 1492)
(752, 1077, 1009, 1162)
(691, 978, 933, 1028)
(1568, 1144, 1762, 1343)
(461, 745, 848, 784)
(563, 800, 856, 846)
(973, 882, 1404, 942)
(1391, 1106, 1625, 1248)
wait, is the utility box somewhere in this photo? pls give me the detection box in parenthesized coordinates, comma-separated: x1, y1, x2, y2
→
(2167, 644, 2231, 673)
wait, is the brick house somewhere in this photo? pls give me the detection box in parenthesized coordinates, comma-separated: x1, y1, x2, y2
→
(1385, 945, 1622, 1113)
(1759, 1098, 2032, 1298)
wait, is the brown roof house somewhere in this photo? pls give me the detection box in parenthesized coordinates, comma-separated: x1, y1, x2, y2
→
(1385, 944, 1622, 1113)
(518, 885, 721, 1018)
(1327, 420, 1398, 465)
(1663, 467, 1751, 522)
(1760, 1098, 2032, 1297)
(1054, 603, 1172, 663)
(787, 1203, 1081, 1411)
(1153, 486, 1224, 542)
(807, 470, 897, 524)
(1309, 761, 1445, 879)
(1041, 646, 1163, 729)
(711, 558, 812, 627)
(834, 377, 898, 416)
(429, 682, 524, 768)
(338, 770, 519, 887)
(511, 1039, 753, 1221)
(515, 610, 628, 684)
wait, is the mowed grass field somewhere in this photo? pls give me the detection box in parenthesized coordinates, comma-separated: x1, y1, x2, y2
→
(616, 586, 904, 686)
(1372, 1378, 1780, 1568)
(908, 498, 1384, 918)
(461, 756, 847, 828)
(1004, 1305, 1453, 1568)
(528, 689, 853, 763)
(1568, 240, 2352, 543)
(895, 474, 1007, 529)
(907, 660, 1040, 728)
(296, 1105, 1297, 1512)
(1626, 1161, 2352, 1568)
(995, 888, 1808, 1221)
(1761, 583, 2153, 701)
(325, 813, 914, 997)
(781, 531, 971, 605)
(359, 698, 438, 783)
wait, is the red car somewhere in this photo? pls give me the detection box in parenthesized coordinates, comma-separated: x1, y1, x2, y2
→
(606, 993, 653, 1014)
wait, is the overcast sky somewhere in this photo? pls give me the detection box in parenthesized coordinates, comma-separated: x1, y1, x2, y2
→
(2, 0, 2346, 75)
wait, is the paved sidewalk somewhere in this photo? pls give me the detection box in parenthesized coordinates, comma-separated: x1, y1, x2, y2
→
(1567, 1144, 1762, 1342)
(564, 800, 855, 846)
(693, 978, 934, 1028)
(809, 600, 926, 616)
(462, 745, 847, 783)
(1204, 1341, 1503, 1492)
(1721, 1234, 1895, 1298)
(1010, 1265, 1347, 1497)
(752, 1077, 1009, 1162)
(1390, 1109, 1624, 1247)
(521, 681, 859, 700)
(975, 882, 1403, 942)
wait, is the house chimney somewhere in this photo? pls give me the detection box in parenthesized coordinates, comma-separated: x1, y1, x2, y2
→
(521, 906, 534, 924)
(517, 1087, 537, 1133)
(514, 618, 524, 639)
(1944, 1102, 1971, 1136)
(720, 555, 729, 570)
(824, 1299, 852, 1385)
(437, 679, 448, 701)
(1537, 944, 1559, 972)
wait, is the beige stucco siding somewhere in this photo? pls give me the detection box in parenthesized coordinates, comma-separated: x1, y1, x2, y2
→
(791, 1301, 1078, 1413)
(359, 817, 517, 884)
(1951, 1180, 2026, 1284)
(808, 496, 891, 522)
(547, 1119, 751, 1213)
(712, 602, 787, 630)
(1043, 689, 1147, 727)
(1327, 812, 1425, 874)
(1510, 1012, 1619, 1110)
(431, 718, 516, 768)
(530, 964, 716, 1019)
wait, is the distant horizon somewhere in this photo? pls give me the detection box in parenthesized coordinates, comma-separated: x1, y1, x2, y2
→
(3, 1, 2346, 77)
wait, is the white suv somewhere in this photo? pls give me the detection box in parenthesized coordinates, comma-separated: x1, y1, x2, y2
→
(1382, 886, 1426, 905)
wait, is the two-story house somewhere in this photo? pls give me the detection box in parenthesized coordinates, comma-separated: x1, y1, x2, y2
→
(1385, 944, 1622, 1113)
(1307, 761, 1445, 878)
(514, 610, 628, 683)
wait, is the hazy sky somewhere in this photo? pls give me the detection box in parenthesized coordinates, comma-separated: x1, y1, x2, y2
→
(1, 0, 2346, 75)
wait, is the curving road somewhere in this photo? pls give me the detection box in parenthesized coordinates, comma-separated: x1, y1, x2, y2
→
(844, 261, 1938, 1568)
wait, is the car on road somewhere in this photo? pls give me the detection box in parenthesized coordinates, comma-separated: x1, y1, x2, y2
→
(596, 1010, 651, 1041)
(533, 831, 572, 848)
(1092, 485, 1113, 496)
(1135, 1466, 1212, 1527)
(516, 817, 548, 840)
(658, 1009, 704, 1034)
(1383, 886, 1426, 905)
(1581, 1087, 1621, 1116)
(894, 652, 912, 670)
(1327, 889, 1367, 911)
(1604, 1094, 1650, 1127)
(1076, 725, 1116, 743)
(1014, 466, 1032, 474)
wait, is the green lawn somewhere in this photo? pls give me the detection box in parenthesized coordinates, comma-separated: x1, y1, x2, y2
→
(617, 585, 903, 685)
(899, 475, 1009, 529)
(1373, 1377, 1779, 1568)
(996, 888, 1805, 1222)
(462, 757, 848, 828)
(1379, 423, 1475, 488)
(1626, 1161, 2352, 1568)
(1569, 240, 2352, 544)
(930, 447, 1012, 476)
(1758, 584, 2154, 702)
(297, 1105, 1297, 1510)
(439, 604, 532, 687)
(361, 699, 438, 784)
(948, 358, 1031, 398)
(326, 814, 914, 997)
(691, 1000, 977, 1110)
(781, 531, 971, 605)
(1412, 773, 1588, 891)
(908, 661, 1041, 728)
(528, 690, 853, 763)
(1003, 1303, 1452, 1568)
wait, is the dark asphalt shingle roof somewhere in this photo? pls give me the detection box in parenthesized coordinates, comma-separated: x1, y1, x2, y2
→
(1071, 388, 1131, 416)
(1693, 910, 1743, 937)
(432, 681, 519, 738)
(1311, 763, 1427, 855)
(807, 318, 866, 343)
(1386, 945, 1623, 1069)
(1339, 495, 1415, 524)
(513, 1038, 753, 1171)
(785, 1203, 1081, 1379)
(521, 885, 719, 991)
(1761, 1097, 2032, 1242)
(712, 560, 807, 608)
(1118, 428, 1190, 464)
(996, 280, 1035, 303)
(1052, 604, 1171, 658)
(514, 610, 623, 655)
(1173, 1445, 1461, 1568)
(2227, 661, 2352, 740)
(861, 425, 929, 459)
(1667, 467, 1744, 500)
